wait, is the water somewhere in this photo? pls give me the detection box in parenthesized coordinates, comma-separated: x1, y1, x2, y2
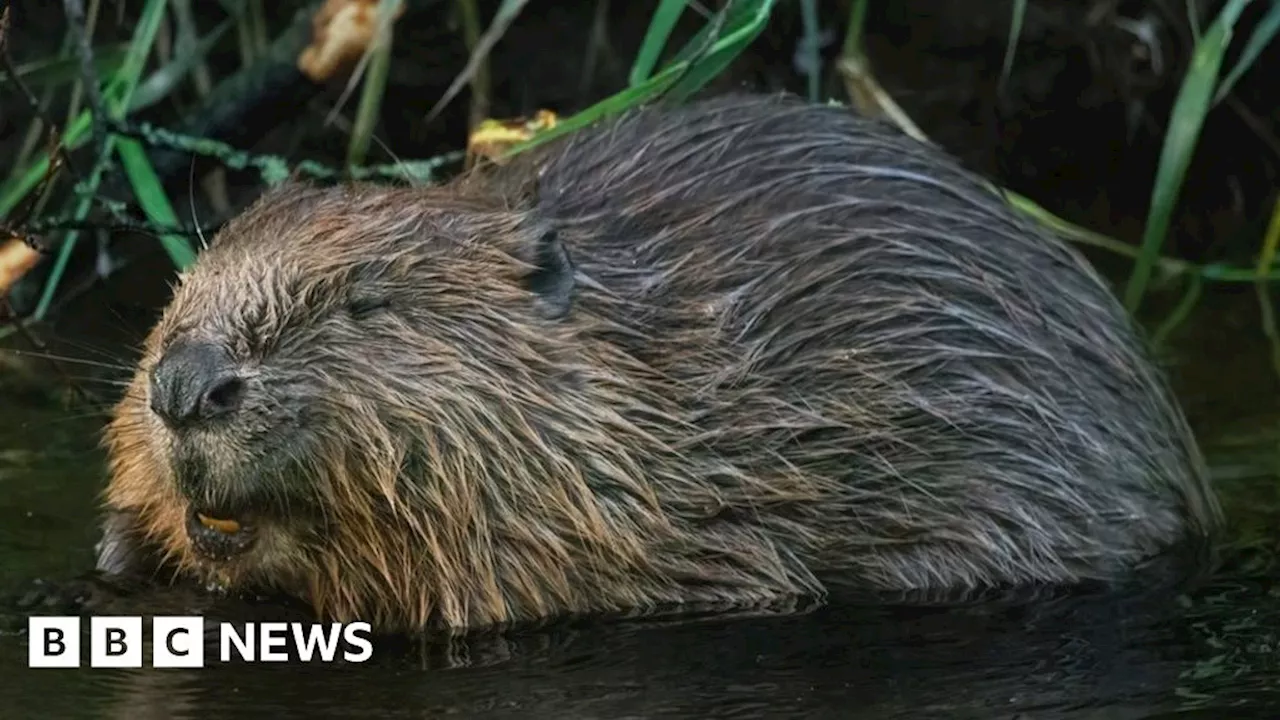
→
(0, 288, 1276, 719)
(3, 571, 1279, 719)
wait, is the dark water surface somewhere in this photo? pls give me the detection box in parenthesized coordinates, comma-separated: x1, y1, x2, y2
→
(0, 289, 1277, 719)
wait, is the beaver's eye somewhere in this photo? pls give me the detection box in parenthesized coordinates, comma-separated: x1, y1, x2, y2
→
(347, 295, 391, 318)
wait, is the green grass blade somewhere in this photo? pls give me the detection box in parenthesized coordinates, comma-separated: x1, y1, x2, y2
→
(508, 63, 687, 154)
(424, 0, 529, 123)
(130, 17, 235, 112)
(1122, 0, 1252, 314)
(109, 0, 170, 110)
(31, 0, 172, 320)
(665, 0, 756, 66)
(32, 193, 97, 321)
(1150, 274, 1203, 349)
(664, 0, 776, 103)
(115, 138, 198, 268)
(629, 0, 687, 87)
(1214, 0, 1280, 103)
(1199, 264, 1280, 282)
(798, 0, 821, 101)
(999, 0, 1026, 90)
(4, 0, 169, 219)
(1187, 0, 1203, 39)
(509, 0, 776, 155)
(1004, 190, 1146, 260)
(0, 109, 95, 218)
(1259, 196, 1280, 274)
(1258, 197, 1280, 375)
(841, 0, 870, 59)
(0, 44, 128, 88)
(347, 0, 400, 168)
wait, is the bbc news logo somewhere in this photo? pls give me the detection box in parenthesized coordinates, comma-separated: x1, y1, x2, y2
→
(28, 616, 373, 668)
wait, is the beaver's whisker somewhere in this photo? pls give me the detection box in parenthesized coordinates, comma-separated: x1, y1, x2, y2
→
(35, 337, 139, 370)
(0, 348, 135, 371)
(47, 374, 134, 388)
(18, 411, 117, 425)
(189, 156, 210, 253)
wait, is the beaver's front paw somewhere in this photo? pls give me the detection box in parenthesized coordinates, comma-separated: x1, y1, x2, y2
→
(10, 573, 128, 616)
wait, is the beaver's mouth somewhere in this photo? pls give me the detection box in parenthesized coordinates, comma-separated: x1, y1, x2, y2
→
(186, 505, 257, 561)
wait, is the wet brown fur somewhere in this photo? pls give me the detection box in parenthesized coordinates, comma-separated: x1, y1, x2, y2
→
(99, 94, 1222, 633)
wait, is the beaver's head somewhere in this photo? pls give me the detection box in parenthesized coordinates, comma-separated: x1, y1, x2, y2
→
(100, 181, 642, 631)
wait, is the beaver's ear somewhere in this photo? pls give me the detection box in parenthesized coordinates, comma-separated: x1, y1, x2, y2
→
(523, 227, 575, 320)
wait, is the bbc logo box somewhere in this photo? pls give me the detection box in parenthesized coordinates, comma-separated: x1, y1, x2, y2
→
(29, 616, 206, 669)
(28, 617, 82, 668)
(28, 615, 373, 667)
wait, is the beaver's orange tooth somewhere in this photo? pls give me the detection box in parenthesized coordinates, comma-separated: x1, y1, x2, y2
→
(196, 513, 241, 534)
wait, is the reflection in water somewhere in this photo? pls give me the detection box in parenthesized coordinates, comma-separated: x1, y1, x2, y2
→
(0, 289, 1277, 718)
(2, 573, 1279, 719)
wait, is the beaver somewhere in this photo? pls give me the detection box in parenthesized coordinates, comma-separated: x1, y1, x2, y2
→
(94, 93, 1221, 634)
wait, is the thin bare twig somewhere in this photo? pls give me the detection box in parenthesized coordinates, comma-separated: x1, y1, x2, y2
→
(18, 216, 214, 241)
(63, 0, 109, 154)
(0, 6, 83, 181)
(424, 0, 530, 124)
(0, 7, 43, 115)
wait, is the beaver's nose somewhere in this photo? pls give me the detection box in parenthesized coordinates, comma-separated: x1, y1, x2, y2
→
(148, 340, 245, 428)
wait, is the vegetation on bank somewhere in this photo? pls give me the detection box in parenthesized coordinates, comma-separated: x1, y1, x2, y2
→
(0, 0, 1277, 365)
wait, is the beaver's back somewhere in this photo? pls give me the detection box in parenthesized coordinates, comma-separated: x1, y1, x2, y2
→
(514, 94, 1219, 590)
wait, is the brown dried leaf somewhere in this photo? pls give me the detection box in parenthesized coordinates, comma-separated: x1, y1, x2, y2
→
(298, 0, 405, 83)
(0, 236, 42, 295)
